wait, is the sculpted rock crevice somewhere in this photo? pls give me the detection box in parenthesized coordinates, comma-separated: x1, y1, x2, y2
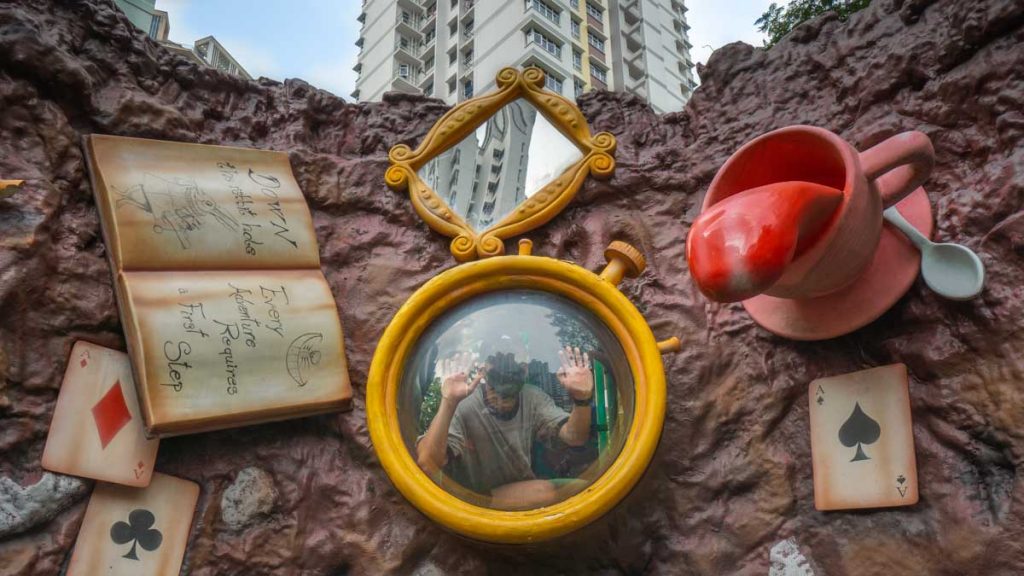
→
(0, 0, 1022, 574)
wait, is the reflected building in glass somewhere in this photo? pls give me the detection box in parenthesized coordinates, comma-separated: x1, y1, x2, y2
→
(421, 101, 537, 230)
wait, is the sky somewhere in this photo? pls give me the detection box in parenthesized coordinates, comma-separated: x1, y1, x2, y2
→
(156, 0, 779, 100)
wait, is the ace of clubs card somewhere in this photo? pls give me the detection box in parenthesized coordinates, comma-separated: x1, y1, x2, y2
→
(66, 472, 199, 576)
(42, 341, 159, 486)
(809, 363, 918, 511)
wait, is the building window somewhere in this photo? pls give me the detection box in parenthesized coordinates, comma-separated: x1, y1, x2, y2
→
(463, 80, 473, 98)
(586, 2, 603, 20)
(571, 19, 580, 39)
(425, 29, 435, 44)
(449, 50, 457, 64)
(574, 78, 585, 97)
(591, 65, 607, 84)
(525, 29, 561, 59)
(399, 35, 412, 51)
(587, 32, 605, 53)
(451, 0, 457, 7)
(526, 0, 560, 25)
(545, 73, 563, 93)
(425, 57, 435, 69)
(148, 14, 161, 39)
(463, 49, 473, 66)
(425, 82, 433, 96)
(449, 21, 457, 36)
(570, 0, 579, 8)
(398, 63, 411, 79)
(448, 78, 456, 93)
(572, 50, 582, 71)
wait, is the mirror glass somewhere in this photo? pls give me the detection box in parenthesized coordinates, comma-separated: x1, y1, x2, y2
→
(398, 290, 635, 511)
(417, 99, 584, 231)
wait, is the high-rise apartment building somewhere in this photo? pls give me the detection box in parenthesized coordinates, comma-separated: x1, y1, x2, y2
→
(352, 0, 697, 113)
(114, 0, 251, 80)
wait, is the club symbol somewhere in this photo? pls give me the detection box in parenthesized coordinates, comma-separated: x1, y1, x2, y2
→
(837, 402, 881, 462)
(110, 509, 162, 560)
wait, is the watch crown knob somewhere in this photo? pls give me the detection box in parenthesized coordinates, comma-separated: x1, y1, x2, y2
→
(601, 241, 646, 285)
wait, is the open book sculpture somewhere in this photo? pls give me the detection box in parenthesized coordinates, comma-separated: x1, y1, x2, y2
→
(84, 135, 351, 436)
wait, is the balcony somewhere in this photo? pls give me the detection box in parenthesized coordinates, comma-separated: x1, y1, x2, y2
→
(587, 13, 603, 32)
(462, 24, 474, 42)
(526, 0, 561, 26)
(461, 1, 475, 21)
(422, 6, 437, 30)
(397, 0, 420, 13)
(397, 12, 423, 37)
(419, 69, 434, 89)
(394, 39, 420, 64)
(420, 33, 436, 56)
(526, 31, 562, 60)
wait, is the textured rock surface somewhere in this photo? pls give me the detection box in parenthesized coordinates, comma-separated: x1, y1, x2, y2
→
(0, 0, 1023, 574)
(0, 473, 87, 539)
(220, 467, 278, 531)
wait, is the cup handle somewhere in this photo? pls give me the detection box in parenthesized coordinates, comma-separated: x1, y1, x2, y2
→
(858, 131, 934, 208)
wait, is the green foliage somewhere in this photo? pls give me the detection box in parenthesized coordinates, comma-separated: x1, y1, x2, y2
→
(419, 377, 443, 434)
(756, 0, 872, 48)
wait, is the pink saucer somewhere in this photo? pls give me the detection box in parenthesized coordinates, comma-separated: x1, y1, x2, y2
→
(742, 187, 932, 340)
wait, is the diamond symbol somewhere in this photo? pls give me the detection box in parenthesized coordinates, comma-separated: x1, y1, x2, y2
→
(80, 358, 88, 368)
(92, 380, 132, 449)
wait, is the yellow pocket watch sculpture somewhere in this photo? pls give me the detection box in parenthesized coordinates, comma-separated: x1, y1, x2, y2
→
(368, 67, 678, 544)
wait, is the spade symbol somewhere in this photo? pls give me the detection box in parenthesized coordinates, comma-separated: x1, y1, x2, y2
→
(837, 402, 881, 462)
(110, 509, 162, 560)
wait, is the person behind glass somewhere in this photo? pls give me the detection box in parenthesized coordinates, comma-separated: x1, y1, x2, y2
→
(416, 345, 594, 510)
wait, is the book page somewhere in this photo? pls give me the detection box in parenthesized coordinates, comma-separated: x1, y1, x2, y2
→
(120, 269, 351, 435)
(86, 134, 320, 271)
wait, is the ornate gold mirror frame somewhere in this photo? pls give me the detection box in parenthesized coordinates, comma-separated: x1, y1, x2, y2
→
(385, 67, 616, 262)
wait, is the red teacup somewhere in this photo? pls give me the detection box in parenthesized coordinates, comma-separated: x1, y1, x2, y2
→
(689, 125, 936, 339)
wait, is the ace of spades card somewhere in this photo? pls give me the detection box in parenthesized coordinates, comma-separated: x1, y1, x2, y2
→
(809, 363, 919, 511)
(41, 341, 159, 487)
(66, 472, 199, 576)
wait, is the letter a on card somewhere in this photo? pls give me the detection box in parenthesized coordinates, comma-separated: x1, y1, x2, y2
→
(42, 341, 159, 487)
(809, 363, 918, 511)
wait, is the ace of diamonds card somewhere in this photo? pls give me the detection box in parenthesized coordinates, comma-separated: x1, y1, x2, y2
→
(42, 341, 159, 486)
(809, 363, 918, 511)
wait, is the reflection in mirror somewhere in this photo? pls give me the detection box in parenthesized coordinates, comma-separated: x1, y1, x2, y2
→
(399, 290, 634, 511)
(418, 99, 584, 231)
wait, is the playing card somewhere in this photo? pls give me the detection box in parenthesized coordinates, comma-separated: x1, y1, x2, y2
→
(66, 472, 199, 576)
(809, 363, 918, 511)
(41, 341, 159, 487)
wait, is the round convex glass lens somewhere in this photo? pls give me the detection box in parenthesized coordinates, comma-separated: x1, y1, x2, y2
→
(398, 290, 634, 511)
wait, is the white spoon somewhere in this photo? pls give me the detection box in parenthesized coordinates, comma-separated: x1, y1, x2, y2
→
(883, 207, 985, 300)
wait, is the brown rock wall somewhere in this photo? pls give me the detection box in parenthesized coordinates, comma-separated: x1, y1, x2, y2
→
(1, 0, 1022, 574)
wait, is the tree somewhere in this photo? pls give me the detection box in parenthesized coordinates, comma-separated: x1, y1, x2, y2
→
(756, 0, 872, 48)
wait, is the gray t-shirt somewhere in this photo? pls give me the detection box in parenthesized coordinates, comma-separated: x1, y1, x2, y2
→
(445, 384, 569, 494)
